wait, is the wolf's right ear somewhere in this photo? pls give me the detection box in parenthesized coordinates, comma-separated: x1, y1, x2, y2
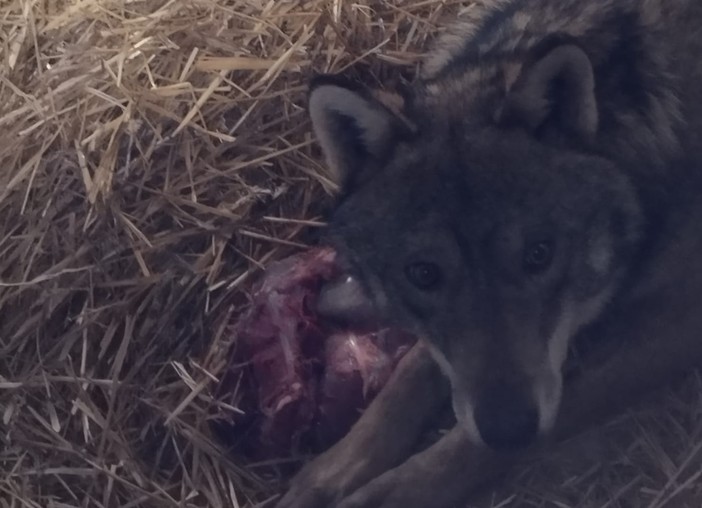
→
(308, 75, 409, 190)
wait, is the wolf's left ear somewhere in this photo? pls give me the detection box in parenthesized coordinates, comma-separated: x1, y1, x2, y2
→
(308, 75, 410, 190)
(500, 44, 598, 141)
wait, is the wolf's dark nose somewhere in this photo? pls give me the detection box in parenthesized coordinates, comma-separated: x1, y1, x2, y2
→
(474, 384, 538, 451)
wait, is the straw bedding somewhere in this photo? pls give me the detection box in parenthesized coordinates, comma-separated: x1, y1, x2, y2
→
(2, 1, 702, 506)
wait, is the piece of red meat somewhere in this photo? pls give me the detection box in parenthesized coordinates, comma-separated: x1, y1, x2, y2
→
(216, 246, 416, 459)
(315, 328, 416, 448)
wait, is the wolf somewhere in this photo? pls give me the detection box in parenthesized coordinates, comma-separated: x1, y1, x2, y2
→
(276, 1, 702, 506)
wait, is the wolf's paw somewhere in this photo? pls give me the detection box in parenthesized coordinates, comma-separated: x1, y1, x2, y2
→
(337, 426, 491, 508)
(275, 451, 373, 508)
(335, 467, 426, 508)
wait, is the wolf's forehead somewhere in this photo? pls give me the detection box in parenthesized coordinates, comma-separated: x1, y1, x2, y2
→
(398, 152, 550, 207)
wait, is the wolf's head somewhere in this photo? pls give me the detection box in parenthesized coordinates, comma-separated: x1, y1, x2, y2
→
(308, 45, 643, 450)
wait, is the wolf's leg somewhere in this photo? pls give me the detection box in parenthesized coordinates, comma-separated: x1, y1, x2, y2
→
(337, 265, 702, 508)
(335, 425, 495, 508)
(275, 342, 449, 508)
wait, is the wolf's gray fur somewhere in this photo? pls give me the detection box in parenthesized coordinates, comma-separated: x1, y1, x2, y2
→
(276, 1, 702, 506)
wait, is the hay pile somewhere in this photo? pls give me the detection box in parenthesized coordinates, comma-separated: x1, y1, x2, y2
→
(2, 1, 702, 507)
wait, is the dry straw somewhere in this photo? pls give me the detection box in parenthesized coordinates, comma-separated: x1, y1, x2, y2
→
(2, 0, 702, 507)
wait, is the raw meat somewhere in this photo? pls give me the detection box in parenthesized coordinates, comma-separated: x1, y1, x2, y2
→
(215, 247, 416, 458)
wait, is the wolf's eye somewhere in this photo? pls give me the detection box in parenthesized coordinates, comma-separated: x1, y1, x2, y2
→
(405, 262, 442, 290)
(523, 241, 554, 274)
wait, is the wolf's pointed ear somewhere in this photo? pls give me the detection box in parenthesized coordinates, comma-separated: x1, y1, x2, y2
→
(308, 75, 409, 190)
(500, 45, 598, 141)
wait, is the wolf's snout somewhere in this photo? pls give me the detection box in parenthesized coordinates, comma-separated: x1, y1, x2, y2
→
(474, 383, 538, 450)
(316, 276, 378, 327)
